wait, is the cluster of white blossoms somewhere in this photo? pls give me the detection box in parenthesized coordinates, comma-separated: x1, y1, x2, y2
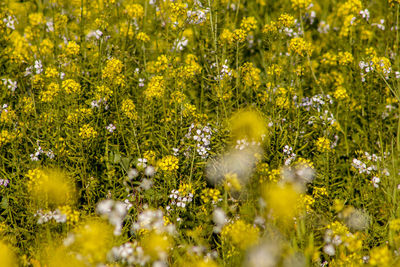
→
(183, 123, 212, 158)
(235, 138, 260, 150)
(3, 14, 17, 30)
(283, 145, 296, 166)
(96, 199, 129, 236)
(30, 141, 55, 161)
(132, 208, 175, 235)
(167, 189, 193, 210)
(1, 78, 17, 92)
(351, 152, 390, 188)
(91, 98, 109, 110)
(25, 60, 43, 76)
(296, 94, 333, 112)
(187, 8, 209, 25)
(35, 209, 66, 224)
(109, 241, 152, 266)
(211, 60, 233, 81)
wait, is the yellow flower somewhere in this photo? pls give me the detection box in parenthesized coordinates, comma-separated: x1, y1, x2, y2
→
(145, 76, 165, 99)
(315, 137, 331, 152)
(221, 220, 259, 250)
(158, 155, 179, 171)
(289, 37, 313, 57)
(65, 41, 80, 57)
(62, 79, 81, 94)
(121, 99, 138, 120)
(79, 124, 98, 139)
(136, 32, 150, 42)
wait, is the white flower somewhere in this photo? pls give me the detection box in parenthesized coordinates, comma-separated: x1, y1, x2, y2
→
(323, 244, 335, 256)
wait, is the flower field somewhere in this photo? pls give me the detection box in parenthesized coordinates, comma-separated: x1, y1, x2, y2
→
(1, 0, 400, 266)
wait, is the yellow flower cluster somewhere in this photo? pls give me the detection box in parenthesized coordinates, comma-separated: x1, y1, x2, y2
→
(45, 67, 59, 79)
(102, 58, 125, 87)
(178, 183, 194, 195)
(224, 172, 242, 191)
(334, 86, 349, 100)
(313, 186, 328, 198)
(40, 82, 60, 102)
(158, 155, 179, 171)
(263, 183, 301, 221)
(28, 13, 45, 27)
(170, 91, 186, 104)
(65, 41, 80, 57)
(70, 220, 114, 264)
(201, 188, 221, 203)
(389, 218, 400, 231)
(79, 124, 98, 139)
(338, 51, 354, 65)
(125, 4, 144, 19)
(21, 97, 35, 114)
(298, 194, 315, 213)
(136, 32, 150, 42)
(240, 62, 261, 89)
(290, 0, 312, 10)
(221, 220, 259, 250)
(176, 54, 202, 81)
(62, 79, 81, 94)
(337, 0, 362, 18)
(278, 13, 295, 28)
(289, 37, 313, 57)
(262, 21, 278, 34)
(369, 246, 391, 266)
(315, 137, 331, 152)
(26, 168, 74, 207)
(327, 221, 349, 236)
(168, 2, 187, 22)
(66, 108, 93, 125)
(275, 87, 294, 109)
(267, 64, 283, 77)
(145, 76, 165, 99)
(0, 109, 15, 124)
(240, 16, 257, 32)
(121, 99, 138, 120)
(0, 130, 14, 147)
(94, 85, 113, 101)
(58, 205, 80, 225)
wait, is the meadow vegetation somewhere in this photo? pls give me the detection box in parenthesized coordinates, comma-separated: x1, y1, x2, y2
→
(1, 0, 400, 266)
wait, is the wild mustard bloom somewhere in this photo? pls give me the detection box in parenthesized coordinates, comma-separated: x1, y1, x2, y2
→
(65, 41, 80, 57)
(334, 86, 349, 100)
(141, 231, 171, 261)
(201, 188, 221, 203)
(40, 82, 60, 102)
(315, 137, 331, 152)
(67, 219, 114, 264)
(145, 76, 165, 99)
(125, 4, 144, 19)
(369, 246, 391, 266)
(121, 99, 138, 120)
(158, 155, 179, 171)
(290, 0, 312, 10)
(278, 13, 295, 28)
(0, 241, 17, 267)
(289, 37, 313, 57)
(230, 109, 266, 142)
(26, 168, 75, 207)
(221, 220, 259, 250)
(263, 183, 301, 222)
(62, 79, 81, 94)
(79, 124, 98, 139)
(136, 32, 150, 42)
(240, 16, 257, 32)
